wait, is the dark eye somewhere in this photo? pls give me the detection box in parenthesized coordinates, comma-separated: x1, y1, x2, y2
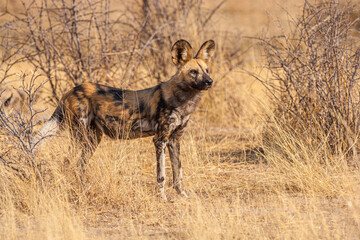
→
(206, 68, 209, 74)
(189, 69, 198, 75)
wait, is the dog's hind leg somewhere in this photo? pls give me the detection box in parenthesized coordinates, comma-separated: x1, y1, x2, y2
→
(71, 120, 103, 172)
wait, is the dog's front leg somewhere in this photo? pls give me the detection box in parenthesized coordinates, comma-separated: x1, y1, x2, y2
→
(154, 138, 167, 200)
(168, 133, 189, 198)
(153, 111, 183, 200)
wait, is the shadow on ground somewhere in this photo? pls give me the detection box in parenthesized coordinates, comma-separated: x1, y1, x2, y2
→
(213, 147, 265, 164)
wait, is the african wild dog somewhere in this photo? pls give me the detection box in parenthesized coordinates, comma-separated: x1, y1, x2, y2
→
(0, 87, 29, 115)
(0, 86, 48, 124)
(33, 39, 215, 200)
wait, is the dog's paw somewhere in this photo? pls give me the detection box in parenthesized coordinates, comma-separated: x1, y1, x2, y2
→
(160, 191, 168, 201)
(179, 191, 189, 199)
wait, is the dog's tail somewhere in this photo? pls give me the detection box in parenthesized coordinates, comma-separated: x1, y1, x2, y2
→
(31, 106, 64, 152)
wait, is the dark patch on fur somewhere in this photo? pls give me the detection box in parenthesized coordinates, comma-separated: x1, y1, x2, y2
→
(96, 85, 107, 96)
(96, 84, 124, 102)
(72, 85, 84, 99)
(157, 176, 164, 183)
(74, 85, 84, 92)
(105, 115, 122, 123)
(52, 106, 64, 124)
(138, 100, 146, 113)
(155, 87, 169, 120)
(108, 88, 124, 101)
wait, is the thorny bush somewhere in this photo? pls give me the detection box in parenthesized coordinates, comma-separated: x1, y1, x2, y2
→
(260, 0, 360, 158)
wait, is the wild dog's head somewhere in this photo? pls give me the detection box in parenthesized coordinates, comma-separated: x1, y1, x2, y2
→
(171, 39, 215, 90)
(0, 87, 27, 114)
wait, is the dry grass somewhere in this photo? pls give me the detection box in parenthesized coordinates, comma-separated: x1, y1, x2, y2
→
(1, 0, 360, 239)
(2, 122, 360, 239)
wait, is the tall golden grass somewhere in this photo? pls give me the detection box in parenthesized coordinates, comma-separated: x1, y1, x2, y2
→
(0, 0, 360, 239)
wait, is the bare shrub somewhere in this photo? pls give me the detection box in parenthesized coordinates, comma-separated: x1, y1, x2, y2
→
(258, 0, 360, 157)
(0, 0, 125, 104)
(0, 70, 47, 179)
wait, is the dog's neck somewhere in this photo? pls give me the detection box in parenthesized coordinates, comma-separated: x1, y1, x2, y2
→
(160, 73, 203, 110)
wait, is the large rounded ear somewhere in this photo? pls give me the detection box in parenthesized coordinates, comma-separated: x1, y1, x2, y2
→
(16, 89, 26, 101)
(194, 40, 215, 64)
(171, 39, 193, 68)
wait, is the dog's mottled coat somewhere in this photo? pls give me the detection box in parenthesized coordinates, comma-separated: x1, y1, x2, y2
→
(34, 39, 215, 200)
